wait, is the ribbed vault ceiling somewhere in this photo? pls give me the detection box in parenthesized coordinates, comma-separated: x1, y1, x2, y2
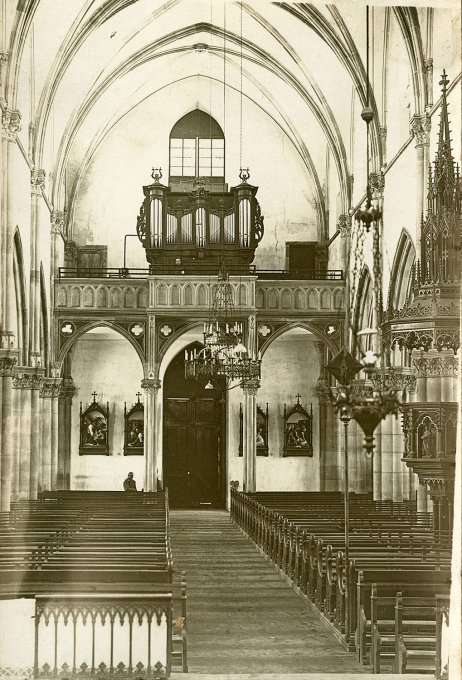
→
(5, 0, 460, 249)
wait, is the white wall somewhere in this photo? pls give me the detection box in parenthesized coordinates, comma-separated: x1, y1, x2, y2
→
(227, 328, 320, 493)
(70, 327, 144, 490)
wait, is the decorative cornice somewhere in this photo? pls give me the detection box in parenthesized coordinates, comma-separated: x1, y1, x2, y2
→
(141, 378, 161, 394)
(51, 210, 64, 235)
(0, 356, 17, 377)
(413, 355, 459, 377)
(390, 327, 460, 354)
(410, 113, 431, 147)
(337, 213, 352, 238)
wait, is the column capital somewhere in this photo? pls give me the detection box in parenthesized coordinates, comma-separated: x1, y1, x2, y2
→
(337, 213, 352, 238)
(0, 356, 17, 377)
(141, 377, 161, 394)
(413, 355, 458, 378)
(1, 105, 21, 141)
(242, 378, 260, 396)
(31, 168, 46, 194)
(51, 210, 64, 235)
(12, 367, 45, 389)
(40, 378, 62, 398)
(314, 378, 333, 404)
(369, 171, 385, 195)
(410, 113, 431, 147)
(424, 57, 433, 72)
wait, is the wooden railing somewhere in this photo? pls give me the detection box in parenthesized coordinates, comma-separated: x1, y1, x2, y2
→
(230, 489, 451, 671)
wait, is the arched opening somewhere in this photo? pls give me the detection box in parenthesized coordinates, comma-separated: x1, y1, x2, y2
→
(387, 230, 416, 311)
(163, 343, 226, 508)
(68, 326, 144, 490)
(256, 326, 321, 491)
(169, 109, 225, 187)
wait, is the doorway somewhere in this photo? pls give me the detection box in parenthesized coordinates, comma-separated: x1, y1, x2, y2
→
(163, 346, 225, 508)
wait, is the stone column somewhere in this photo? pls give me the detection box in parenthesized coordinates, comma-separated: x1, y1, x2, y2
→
(11, 375, 22, 501)
(142, 378, 161, 492)
(39, 383, 53, 492)
(29, 168, 46, 368)
(57, 380, 75, 490)
(417, 482, 429, 512)
(337, 214, 352, 274)
(29, 371, 44, 499)
(50, 382, 61, 489)
(410, 114, 431, 253)
(17, 375, 32, 499)
(39, 378, 61, 491)
(1, 107, 21, 352)
(242, 379, 260, 493)
(49, 212, 63, 364)
(373, 423, 382, 500)
(0, 355, 18, 511)
(380, 417, 394, 500)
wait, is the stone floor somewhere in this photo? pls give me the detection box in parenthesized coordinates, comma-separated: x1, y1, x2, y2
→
(170, 511, 371, 675)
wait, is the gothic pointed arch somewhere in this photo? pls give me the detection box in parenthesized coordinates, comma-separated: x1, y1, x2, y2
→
(353, 266, 373, 356)
(387, 229, 416, 314)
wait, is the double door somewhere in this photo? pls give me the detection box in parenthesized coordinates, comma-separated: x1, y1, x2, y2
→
(164, 397, 222, 507)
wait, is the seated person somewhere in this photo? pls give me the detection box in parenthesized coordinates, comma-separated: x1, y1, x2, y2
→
(123, 471, 137, 491)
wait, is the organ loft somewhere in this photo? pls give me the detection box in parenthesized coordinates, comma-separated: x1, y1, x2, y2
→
(0, 2, 460, 679)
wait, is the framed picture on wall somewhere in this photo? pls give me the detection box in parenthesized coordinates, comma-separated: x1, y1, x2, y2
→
(283, 396, 313, 457)
(124, 394, 144, 455)
(79, 394, 109, 455)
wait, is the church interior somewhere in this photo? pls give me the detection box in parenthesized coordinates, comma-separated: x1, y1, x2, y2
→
(0, 0, 460, 678)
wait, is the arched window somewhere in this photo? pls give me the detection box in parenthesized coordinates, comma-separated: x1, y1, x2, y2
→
(169, 110, 225, 182)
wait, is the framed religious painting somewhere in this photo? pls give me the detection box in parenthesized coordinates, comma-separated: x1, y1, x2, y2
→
(79, 393, 109, 455)
(124, 394, 144, 455)
(283, 395, 313, 457)
(238, 402, 269, 456)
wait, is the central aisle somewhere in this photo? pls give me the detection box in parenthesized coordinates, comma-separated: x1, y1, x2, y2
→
(170, 510, 368, 674)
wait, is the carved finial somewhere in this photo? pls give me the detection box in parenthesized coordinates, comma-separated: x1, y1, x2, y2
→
(136, 392, 141, 403)
(239, 167, 250, 183)
(151, 167, 162, 182)
(92, 391, 98, 402)
(439, 69, 449, 94)
(295, 393, 302, 404)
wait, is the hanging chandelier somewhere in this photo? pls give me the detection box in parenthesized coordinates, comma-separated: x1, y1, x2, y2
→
(184, 262, 261, 389)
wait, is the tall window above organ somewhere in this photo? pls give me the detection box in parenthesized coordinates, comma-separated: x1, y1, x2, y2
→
(169, 110, 225, 190)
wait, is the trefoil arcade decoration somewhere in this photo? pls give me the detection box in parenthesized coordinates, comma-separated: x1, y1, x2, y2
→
(124, 393, 144, 455)
(79, 393, 109, 455)
(283, 396, 313, 457)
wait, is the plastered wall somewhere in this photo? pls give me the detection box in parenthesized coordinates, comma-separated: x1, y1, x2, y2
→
(69, 328, 144, 490)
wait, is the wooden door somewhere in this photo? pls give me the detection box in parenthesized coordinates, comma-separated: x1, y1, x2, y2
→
(163, 348, 224, 507)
